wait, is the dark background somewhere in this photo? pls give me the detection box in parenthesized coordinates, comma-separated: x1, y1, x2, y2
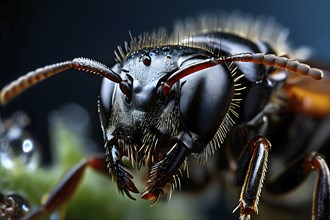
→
(0, 0, 329, 161)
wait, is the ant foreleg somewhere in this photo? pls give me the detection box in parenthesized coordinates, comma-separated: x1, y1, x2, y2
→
(233, 135, 271, 220)
(23, 154, 108, 220)
(265, 152, 330, 220)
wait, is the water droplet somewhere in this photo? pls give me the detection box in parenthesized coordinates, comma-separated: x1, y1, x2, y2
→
(0, 113, 41, 171)
(22, 139, 33, 153)
(4, 194, 30, 219)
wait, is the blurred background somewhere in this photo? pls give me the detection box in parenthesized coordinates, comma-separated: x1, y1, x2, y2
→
(0, 0, 329, 219)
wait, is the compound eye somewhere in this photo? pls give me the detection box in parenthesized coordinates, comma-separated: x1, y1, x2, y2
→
(140, 54, 151, 66)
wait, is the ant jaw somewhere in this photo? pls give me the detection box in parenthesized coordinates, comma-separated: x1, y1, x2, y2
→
(139, 142, 190, 205)
(141, 191, 156, 200)
(105, 144, 139, 200)
(141, 191, 162, 207)
(141, 189, 166, 206)
(106, 133, 190, 204)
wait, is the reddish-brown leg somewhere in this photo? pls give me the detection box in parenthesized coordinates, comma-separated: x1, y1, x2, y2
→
(23, 154, 108, 220)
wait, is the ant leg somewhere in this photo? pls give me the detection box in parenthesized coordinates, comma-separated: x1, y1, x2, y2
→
(265, 152, 330, 220)
(233, 135, 271, 220)
(23, 154, 108, 220)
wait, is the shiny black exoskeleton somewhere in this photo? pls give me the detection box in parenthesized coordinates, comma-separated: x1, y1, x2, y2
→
(97, 32, 285, 202)
(1, 14, 328, 220)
